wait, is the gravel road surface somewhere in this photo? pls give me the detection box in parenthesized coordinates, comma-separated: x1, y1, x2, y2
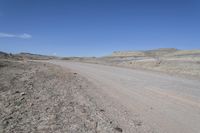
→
(50, 60, 200, 133)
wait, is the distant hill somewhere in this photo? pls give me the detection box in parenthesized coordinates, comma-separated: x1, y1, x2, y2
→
(0, 51, 57, 60)
(15, 52, 57, 60)
(111, 51, 145, 57)
(144, 48, 178, 57)
(164, 50, 200, 57)
(0, 51, 13, 58)
(111, 48, 200, 58)
(0, 51, 8, 55)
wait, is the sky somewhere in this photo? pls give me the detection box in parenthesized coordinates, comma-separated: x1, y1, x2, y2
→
(0, 0, 200, 57)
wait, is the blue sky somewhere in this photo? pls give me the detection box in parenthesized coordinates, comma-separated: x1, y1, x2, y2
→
(0, 0, 200, 57)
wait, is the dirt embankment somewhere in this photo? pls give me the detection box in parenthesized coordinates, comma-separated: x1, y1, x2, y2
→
(0, 60, 122, 133)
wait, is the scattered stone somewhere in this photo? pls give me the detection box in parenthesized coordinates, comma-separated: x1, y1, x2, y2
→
(19, 97, 25, 101)
(2, 120, 9, 128)
(100, 109, 105, 112)
(133, 120, 142, 127)
(20, 92, 26, 96)
(30, 103, 34, 107)
(114, 126, 123, 132)
(15, 91, 20, 94)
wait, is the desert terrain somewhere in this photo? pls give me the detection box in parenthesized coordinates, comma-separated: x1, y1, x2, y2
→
(0, 60, 124, 133)
(66, 48, 200, 78)
(1, 48, 200, 133)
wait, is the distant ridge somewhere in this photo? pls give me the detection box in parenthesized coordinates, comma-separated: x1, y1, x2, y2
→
(16, 52, 57, 60)
(111, 48, 200, 57)
(0, 51, 57, 60)
(0, 51, 9, 56)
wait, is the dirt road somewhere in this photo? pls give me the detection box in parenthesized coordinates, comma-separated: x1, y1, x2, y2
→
(50, 60, 200, 133)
